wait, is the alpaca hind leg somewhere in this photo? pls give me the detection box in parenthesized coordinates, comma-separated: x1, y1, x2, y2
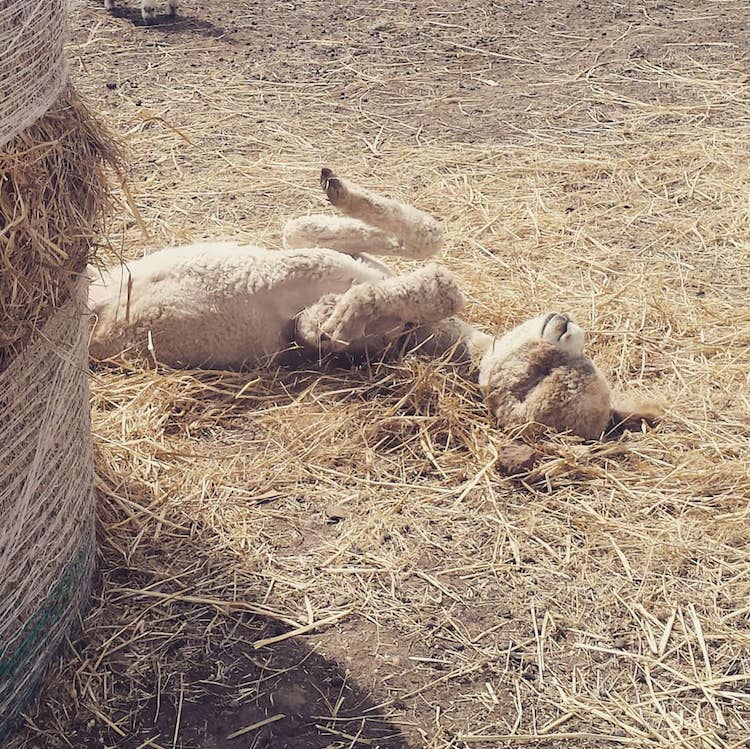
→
(320, 168, 444, 260)
(168, 0, 177, 15)
(296, 263, 465, 354)
(283, 214, 399, 258)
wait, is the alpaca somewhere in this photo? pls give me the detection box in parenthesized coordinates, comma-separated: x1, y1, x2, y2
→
(89, 168, 661, 439)
(104, 0, 177, 24)
(88, 169, 465, 370)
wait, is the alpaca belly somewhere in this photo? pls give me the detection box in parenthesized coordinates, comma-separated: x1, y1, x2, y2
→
(165, 259, 386, 367)
(88, 243, 389, 368)
(181, 276, 365, 368)
(144, 297, 288, 369)
(90, 269, 370, 368)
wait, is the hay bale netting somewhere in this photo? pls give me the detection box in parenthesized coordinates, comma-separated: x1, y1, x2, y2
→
(0, 278, 95, 736)
(0, 0, 119, 736)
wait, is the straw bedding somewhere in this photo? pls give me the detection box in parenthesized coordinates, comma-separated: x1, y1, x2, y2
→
(0, 86, 120, 371)
(7, 1, 750, 747)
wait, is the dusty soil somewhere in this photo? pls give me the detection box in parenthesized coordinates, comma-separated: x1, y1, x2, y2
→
(6, 1, 750, 748)
(96, 0, 750, 142)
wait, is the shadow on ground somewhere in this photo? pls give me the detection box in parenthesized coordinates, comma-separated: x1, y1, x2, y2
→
(9, 545, 409, 749)
(101, 3, 233, 38)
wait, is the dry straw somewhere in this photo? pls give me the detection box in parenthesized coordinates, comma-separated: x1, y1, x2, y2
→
(0, 85, 121, 370)
(6, 6, 750, 748)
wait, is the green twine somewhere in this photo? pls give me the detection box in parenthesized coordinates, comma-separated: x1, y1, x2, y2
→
(0, 533, 95, 737)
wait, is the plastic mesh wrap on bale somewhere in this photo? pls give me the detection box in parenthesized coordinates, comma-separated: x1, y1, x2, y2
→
(0, 0, 68, 149)
(0, 279, 96, 738)
(0, 1, 114, 735)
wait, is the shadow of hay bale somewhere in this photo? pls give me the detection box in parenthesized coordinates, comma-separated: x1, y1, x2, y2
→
(7, 542, 410, 749)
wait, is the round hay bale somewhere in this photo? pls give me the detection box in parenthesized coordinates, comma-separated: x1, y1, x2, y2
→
(0, 0, 68, 147)
(1, 0, 121, 370)
(0, 0, 120, 737)
(0, 277, 95, 738)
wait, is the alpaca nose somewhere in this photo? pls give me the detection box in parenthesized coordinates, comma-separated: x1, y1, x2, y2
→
(543, 312, 569, 336)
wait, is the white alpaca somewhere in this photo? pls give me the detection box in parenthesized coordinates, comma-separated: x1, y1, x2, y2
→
(103, 0, 177, 24)
(89, 169, 661, 439)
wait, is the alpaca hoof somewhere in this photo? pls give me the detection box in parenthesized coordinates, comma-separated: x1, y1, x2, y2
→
(295, 295, 340, 351)
(321, 168, 345, 206)
(318, 285, 378, 349)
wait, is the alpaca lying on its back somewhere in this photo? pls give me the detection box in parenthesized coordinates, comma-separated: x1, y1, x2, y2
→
(89, 169, 661, 439)
(89, 169, 463, 369)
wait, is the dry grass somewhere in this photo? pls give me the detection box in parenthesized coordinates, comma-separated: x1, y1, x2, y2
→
(0, 85, 120, 370)
(7, 1, 750, 747)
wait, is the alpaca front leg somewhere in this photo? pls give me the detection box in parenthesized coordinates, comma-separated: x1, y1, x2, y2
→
(404, 317, 493, 363)
(168, 0, 177, 15)
(320, 168, 444, 260)
(318, 263, 465, 352)
(141, 0, 156, 23)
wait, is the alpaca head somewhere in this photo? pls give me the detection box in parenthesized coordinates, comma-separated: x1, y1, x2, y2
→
(478, 312, 661, 439)
(480, 311, 586, 367)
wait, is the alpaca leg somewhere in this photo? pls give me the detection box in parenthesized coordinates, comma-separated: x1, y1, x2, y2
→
(168, 0, 178, 15)
(104, 0, 116, 9)
(296, 263, 465, 353)
(319, 168, 444, 260)
(141, 0, 156, 23)
(283, 214, 399, 258)
(403, 317, 493, 363)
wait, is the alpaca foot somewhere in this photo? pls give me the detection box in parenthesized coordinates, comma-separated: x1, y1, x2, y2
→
(320, 167, 346, 206)
(141, 0, 156, 23)
(298, 284, 402, 354)
(320, 167, 369, 217)
(318, 284, 387, 350)
(294, 294, 339, 351)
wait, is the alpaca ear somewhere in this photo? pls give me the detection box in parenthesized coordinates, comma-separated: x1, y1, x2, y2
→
(608, 397, 664, 434)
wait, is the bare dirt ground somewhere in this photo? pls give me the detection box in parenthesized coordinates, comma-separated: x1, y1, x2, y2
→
(7, 1, 750, 748)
